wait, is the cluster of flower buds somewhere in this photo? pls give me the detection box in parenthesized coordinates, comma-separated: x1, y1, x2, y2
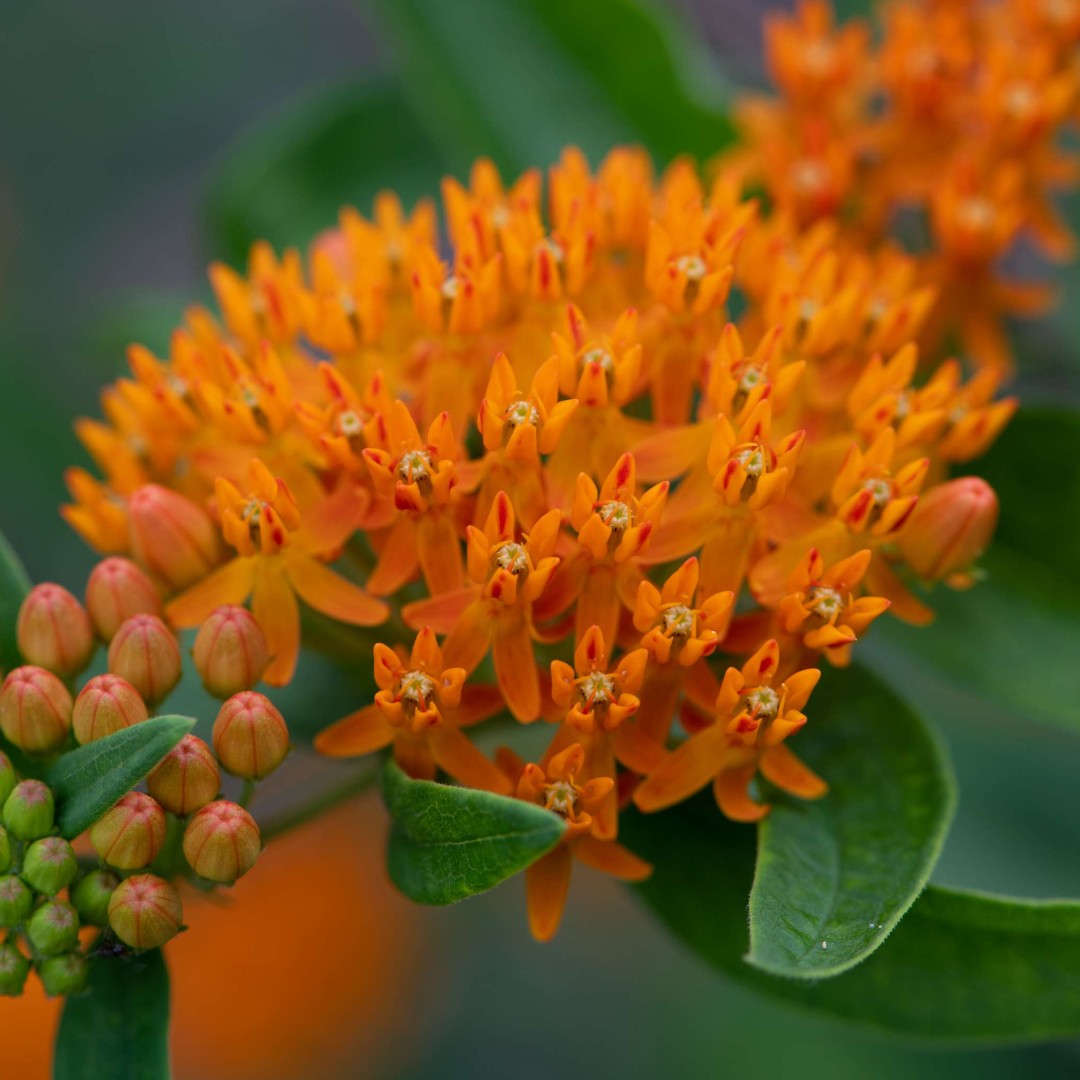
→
(0, 571, 289, 976)
(55, 1, 1032, 941)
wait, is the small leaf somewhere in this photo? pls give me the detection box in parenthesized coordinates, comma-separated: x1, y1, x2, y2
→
(866, 407, 1080, 734)
(748, 664, 956, 978)
(382, 759, 565, 904)
(204, 77, 448, 266)
(0, 524, 30, 673)
(625, 799, 1080, 1042)
(54, 946, 170, 1080)
(47, 715, 195, 838)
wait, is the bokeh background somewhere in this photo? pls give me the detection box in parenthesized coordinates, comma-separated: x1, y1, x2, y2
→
(2, 1, 1079, 1076)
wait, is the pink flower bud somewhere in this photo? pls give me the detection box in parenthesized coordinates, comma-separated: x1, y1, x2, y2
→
(72, 674, 150, 744)
(899, 477, 1000, 586)
(0, 667, 73, 753)
(192, 606, 269, 699)
(212, 691, 289, 780)
(147, 734, 220, 815)
(128, 485, 221, 591)
(107, 615, 182, 707)
(89, 792, 166, 870)
(182, 800, 261, 883)
(16, 583, 95, 678)
(85, 557, 162, 641)
(108, 874, 183, 949)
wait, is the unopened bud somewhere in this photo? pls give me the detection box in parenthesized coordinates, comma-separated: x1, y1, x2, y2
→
(23, 836, 78, 895)
(26, 900, 80, 956)
(0, 942, 30, 996)
(90, 792, 166, 870)
(147, 734, 220, 816)
(212, 691, 288, 780)
(182, 800, 261, 883)
(107, 615, 182, 707)
(128, 484, 221, 591)
(0, 666, 73, 753)
(73, 869, 120, 928)
(108, 874, 183, 949)
(899, 477, 1000, 586)
(37, 951, 89, 997)
(73, 674, 149, 745)
(85, 557, 161, 641)
(0, 826, 10, 873)
(0, 751, 14, 804)
(3, 779, 55, 840)
(192, 605, 269, 698)
(16, 583, 96, 677)
(0, 875, 33, 927)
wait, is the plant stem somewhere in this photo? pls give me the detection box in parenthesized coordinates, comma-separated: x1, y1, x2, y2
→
(239, 778, 257, 809)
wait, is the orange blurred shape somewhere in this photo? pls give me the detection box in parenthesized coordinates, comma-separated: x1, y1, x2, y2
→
(0, 796, 423, 1080)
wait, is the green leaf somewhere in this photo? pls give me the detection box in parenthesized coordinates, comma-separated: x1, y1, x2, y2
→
(367, 0, 734, 175)
(47, 715, 195, 838)
(625, 800, 1080, 1043)
(381, 759, 565, 904)
(54, 946, 170, 1080)
(0, 524, 30, 673)
(205, 77, 448, 266)
(866, 407, 1080, 733)
(748, 664, 956, 978)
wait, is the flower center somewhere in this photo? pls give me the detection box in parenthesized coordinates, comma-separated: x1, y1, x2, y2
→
(399, 670, 436, 705)
(494, 542, 529, 574)
(582, 347, 614, 373)
(578, 671, 615, 707)
(746, 686, 780, 720)
(807, 586, 843, 621)
(505, 400, 539, 427)
(863, 477, 893, 507)
(661, 604, 695, 637)
(734, 446, 766, 478)
(675, 254, 707, 281)
(545, 780, 578, 816)
(599, 500, 632, 530)
(397, 449, 432, 484)
(337, 410, 364, 437)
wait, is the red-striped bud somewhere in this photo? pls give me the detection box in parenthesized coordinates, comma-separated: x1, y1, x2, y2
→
(89, 792, 166, 870)
(128, 484, 221, 591)
(107, 615, 182, 707)
(192, 606, 269, 699)
(16, 584, 95, 677)
(108, 874, 183, 949)
(0, 666, 72, 753)
(899, 477, 1000, 587)
(212, 691, 289, 780)
(85, 557, 161, 641)
(72, 674, 149, 744)
(182, 800, 261, 883)
(147, 734, 220, 815)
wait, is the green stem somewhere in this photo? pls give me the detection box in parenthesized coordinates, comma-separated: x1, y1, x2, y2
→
(260, 767, 379, 842)
(239, 778, 257, 809)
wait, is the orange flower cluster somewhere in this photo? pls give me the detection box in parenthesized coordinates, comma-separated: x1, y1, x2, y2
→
(62, 1, 1045, 941)
(729, 0, 1080, 370)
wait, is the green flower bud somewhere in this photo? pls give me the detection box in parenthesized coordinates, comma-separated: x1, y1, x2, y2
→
(89, 792, 166, 870)
(26, 900, 79, 956)
(0, 751, 15, 805)
(72, 869, 120, 928)
(3, 779, 55, 841)
(0, 826, 11, 873)
(108, 874, 183, 950)
(0, 942, 30, 996)
(0, 875, 33, 927)
(23, 836, 78, 895)
(37, 951, 89, 997)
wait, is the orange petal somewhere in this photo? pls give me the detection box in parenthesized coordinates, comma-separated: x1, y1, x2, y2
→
(525, 844, 573, 942)
(429, 726, 513, 795)
(441, 600, 494, 674)
(492, 618, 540, 722)
(253, 561, 301, 686)
(714, 763, 769, 822)
(286, 554, 389, 626)
(760, 744, 828, 800)
(632, 724, 727, 813)
(165, 557, 255, 628)
(417, 511, 465, 595)
(366, 516, 420, 595)
(572, 835, 651, 881)
(314, 704, 394, 757)
(402, 586, 479, 634)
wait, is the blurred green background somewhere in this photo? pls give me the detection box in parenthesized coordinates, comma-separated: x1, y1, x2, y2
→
(2, 0, 1079, 1076)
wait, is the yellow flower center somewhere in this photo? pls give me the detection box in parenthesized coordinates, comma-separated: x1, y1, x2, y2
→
(599, 500, 632, 530)
(494, 542, 529, 574)
(578, 671, 615, 708)
(397, 450, 432, 484)
(661, 604, 695, 637)
(399, 670, 436, 706)
(505, 400, 539, 427)
(746, 685, 780, 720)
(545, 780, 578, 816)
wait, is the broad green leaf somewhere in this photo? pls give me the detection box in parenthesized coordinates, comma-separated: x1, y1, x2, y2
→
(204, 77, 447, 266)
(0, 524, 30, 673)
(625, 799, 1080, 1043)
(749, 664, 956, 978)
(367, 0, 734, 175)
(382, 759, 565, 904)
(54, 946, 170, 1080)
(47, 715, 195, 838)
(866, 408, 1080, 733)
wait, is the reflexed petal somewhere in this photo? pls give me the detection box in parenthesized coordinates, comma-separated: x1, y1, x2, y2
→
(525, 845, 573, 942)
(286, 554, 389, 626)
(314, 704, 394, 757)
